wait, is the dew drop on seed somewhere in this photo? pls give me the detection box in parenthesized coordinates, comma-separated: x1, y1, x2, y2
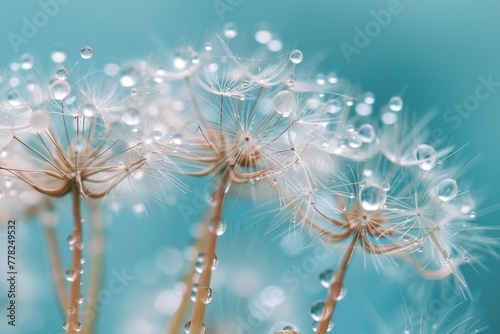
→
(358, 124, 376, 143)
(20, 54, 34, 70)
(153, 130, 162, 141)
(310, 300, 326, 321)
(63, 322, 68, 330)
(5, 89, 21, 107)
(210, 218, 227, 236)
(66, 306, 76, 315)
(223, 22, 237, 39)
(173, 133, 183, 145)
(389, 96, 403, 112)
(413, 144, 436, 171)
(67, 234, 75, 245)
(80, 45, 94, 60)
(122, 108, 141, 125)
(200, 287, 214, 304)
(436, 178, 458, 201)
(417, 245, 424, 253)
(81, 103, 96, 117)
(65, 269, 77, 282)
(382, 182, 390, 191)
(359, 185, 386, 211)
(360, 180, 367, 188)
(50, 80, 71, 100)
(346, 125, 355, 133)
(273, 90, 296, 117)
(327, 72, 338, 84)
(348, 131, 362, 148)
(30, 110, 50, 131)
(319, 268, 336, 288)
(55, 67, 68, 80)
(289, 49, 303, 64)
(204, 42, 212, 51)
(469, 211, 476, 219)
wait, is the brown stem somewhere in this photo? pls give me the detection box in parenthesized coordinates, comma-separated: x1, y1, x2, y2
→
(44, 222, 68, 316)
(82, 199, 105, 334)
(189, 174, 229, 334)
(167, 228, 208, 334)
(66, 185, 83, 334)
(315, 234, 358, 334)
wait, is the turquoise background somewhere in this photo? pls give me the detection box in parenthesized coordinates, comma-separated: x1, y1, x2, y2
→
(0, 0, 499, 333)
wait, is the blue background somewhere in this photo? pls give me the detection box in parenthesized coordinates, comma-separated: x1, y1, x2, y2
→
(0, 0, 499, 333)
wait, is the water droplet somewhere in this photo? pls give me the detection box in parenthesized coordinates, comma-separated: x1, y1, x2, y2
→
(310, 300, 327, 321)
(63, 322, 68, 330)
(184, 320, 205, 334)
(5, 89, 21, 107)
(327, 72, 338, 84)
(312, 320, 334, 332)
(335, 285, 347, 301)
(50, 80, 71, 100)
(30, 110, 50, 131)
(347, 131, 362, 148)
(173, 133, 183, 145)
(360, 180, 367, 188)
(210, 219, 227, 236)
(316, 73, 326, 85)
(51, 45, 67, 63)
(382, 182, 390, 191)
(80, 258, 85, 264)
(122, 108, 140, 125)
(444, 252, 453, 262)
(359, 185, 387, 211)
(76, 104, 94, 119)
(195, 253, 218, 273)
(289, 49, 303, 64)
(413, 144, 436, 171)
(255, 30, 272, 44)
(223, 22, 237, 39)
(283, 325, 295, 330)
(346, 125, 355, 133)
(20, 54, 34, 70)
(469, 211, 476, 219)
(73, 322, 82, 332)
(119, 67, 139, 87)
(80, 45, 94, 60)
(389, 96, 403, 111)
(417, 245, 424, 253)
(319, 268, 336, 288)
(436, 178, 458, 201)
(273, 90, 296, 117)
(404, 329, 411, 334)
(65, 269, 77, 282)
(358, 124, 376, 143)
(66, 306, 76, 315)
(204, 42, 212, 51)
(55, 67, 68, 80)
(199, 287, 214, 304)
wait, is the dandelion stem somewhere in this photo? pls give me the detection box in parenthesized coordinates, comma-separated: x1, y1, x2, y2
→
(315, 234, 358, 334)
(82, 200, 105, 334)
(168, 208, 211, 334)
(67, 184, 83, 334)
(43, 215, 68, 316)
(189, 173, 229, 334)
